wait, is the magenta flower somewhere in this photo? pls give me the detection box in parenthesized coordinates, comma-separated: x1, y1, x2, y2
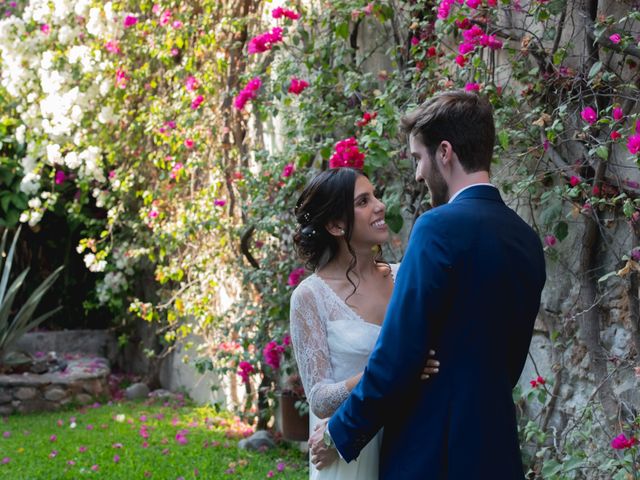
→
(184, 138, 195, 149)
(2, 431, 10, 438)
(277, 462, 286, 472)
(455, 55, 467, 67)
(172, 20, 183, 29)
(458, 42, 475, 55)
(91, 464, 99, 472)
(437, 0, 454, 19)
(465, 82, 480, 92)
(611, 433, 637, 449)
(123, 15, 138, 28)
(78, 445, 87, 452)
(105, 40, 121, 54)
(282, 163, 295, 178)
(466, 0, 481, 8)
(411, 36, 420, 46)
(214, 199, 226, 207)
(356, 111, 377, 127)
(40, 24, 50, 35)
(632, 248, 640, 262)
(55, 170, 67, 185)
(191, 95, 204, 110)
(272, 7, 300, 20)
(569, 176, 581, 187)
(175, 432, 188, 445)
(263, 341, 285, 370)
(1, 457, 9, 464)
(611, 131, 621, 140)
(288, 77, 309, 95)
(544, 235, 557, 247)
(160, 9, 171, 25)
(580, 107, 597, 125)
(185, 76, 199, 91)
(234, 77, 262, 110)
(609, 33, 621, 44)
(148, 210, 158, 219)
(267, 471, 275, 478)
(628, 134, 640, 155)
(50, 434, 57, 442)
(49, 450, 58, 458)
(248, 27, 283, 54)
(329, 137, 365, 169)
(287, 267, 306, 287)
(113, 454, 120, 463)
(115, 68, 128, 89)
(613, 107, 624, 121)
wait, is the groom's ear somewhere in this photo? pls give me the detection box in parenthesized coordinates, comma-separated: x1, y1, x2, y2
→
(439, 141, 454, 167)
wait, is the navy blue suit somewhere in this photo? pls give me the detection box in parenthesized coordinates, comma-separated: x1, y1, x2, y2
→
(328, 185, 546, 479)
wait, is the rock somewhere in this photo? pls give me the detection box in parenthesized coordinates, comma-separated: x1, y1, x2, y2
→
(44, 387, 67, 402)
(14, 387, 37, 401)
(17, 400, 55, 414)
(238, 430, 276, 451)
(75, 393, 93, 405)
(0, 390, 12, 404)
(0, 404, 13, 415)
(125, 382, 150, 400)
(149, 389, 174, 399)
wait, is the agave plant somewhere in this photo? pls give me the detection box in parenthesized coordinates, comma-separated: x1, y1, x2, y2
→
(0, 227, 63, 365)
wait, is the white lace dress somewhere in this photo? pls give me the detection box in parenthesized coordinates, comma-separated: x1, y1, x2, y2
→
(289, 264, 399, 480)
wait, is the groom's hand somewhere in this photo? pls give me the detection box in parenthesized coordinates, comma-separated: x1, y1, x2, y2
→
(309, 419, 338, 470)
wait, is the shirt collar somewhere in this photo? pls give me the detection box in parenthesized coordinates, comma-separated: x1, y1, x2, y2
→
(448, 183, 496, 204)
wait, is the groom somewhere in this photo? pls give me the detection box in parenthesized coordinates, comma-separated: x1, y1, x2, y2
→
(309, 90, 546, 478)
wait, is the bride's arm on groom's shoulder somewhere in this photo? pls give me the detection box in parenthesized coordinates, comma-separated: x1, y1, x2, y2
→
(289, 284, 353, 419)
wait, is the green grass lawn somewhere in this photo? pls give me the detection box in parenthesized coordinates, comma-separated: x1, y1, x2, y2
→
(0, 398, 308, 479)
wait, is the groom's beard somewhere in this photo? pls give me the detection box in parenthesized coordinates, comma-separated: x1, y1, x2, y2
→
(427, 161, 449, 207)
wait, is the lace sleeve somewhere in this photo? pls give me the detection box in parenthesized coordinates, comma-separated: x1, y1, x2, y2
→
(289, 282, 350, 419)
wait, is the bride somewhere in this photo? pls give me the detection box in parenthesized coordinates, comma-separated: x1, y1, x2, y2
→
(289, 167, 439, 479)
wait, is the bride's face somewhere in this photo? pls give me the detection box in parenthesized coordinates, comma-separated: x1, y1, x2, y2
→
(350, 176, 388, 246)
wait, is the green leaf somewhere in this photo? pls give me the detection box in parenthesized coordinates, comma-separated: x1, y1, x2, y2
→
(554, 221, 568, 241)
(334, 22, 349, 40)
(588, 61, 602, 79)
(498, 130, 509, 150)
(595, 145, 608, 160)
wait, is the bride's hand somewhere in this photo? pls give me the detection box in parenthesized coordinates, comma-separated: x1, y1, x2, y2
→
(421, 349, 440, 380)
(309, 419, 338, 470)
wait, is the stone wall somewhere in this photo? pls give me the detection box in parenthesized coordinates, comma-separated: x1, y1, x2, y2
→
(0, 357, 110, 415)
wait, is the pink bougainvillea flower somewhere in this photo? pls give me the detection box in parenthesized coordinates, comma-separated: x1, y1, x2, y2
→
(465, 82, 480, 92)
(40, 24, 50, 35)
(115, 68, 128, 89)
(592, 185, 601, 196)
(456, 18, 472, 29)
(170, 163, 184, 180)
(1, 457, 9, 464)
(123, 15, 138, 28)
(611, 433, 637, 449)
(148, 210, 158, 219)
(105, 40, 121, 54)
(580, 107, 597, 124)
(191, 95, 204, 110)
(529, 375, 545, 388)
(263, 341, 285, 370)
(543, 235, 557, 247)
(91, 464, 99, 472)
(78, 445, 87, 452)
(628, 134, 640, 155)
(282, 163, 295, 178)
(613, 107, 624, 121)
(237, 361, 254, 385)
(437, 0, 454, 19)
(160, 10, 171, 25)
(54, 170, 66, 185)
(113, 454, 120, 463)
(363, 3, 374, 15)
(609, 33, 621, 44)
(287, 267, 306, 287)
(248, 27, 283, 54)
(234, 77, 262, 110)
(272, 7, 300, 20)
(466, 0, 481, 8)
(185, 76, 199, 91)
(455, 55, 467, 67)
(267, 471, 275, 478)
(611, 130, 621, 140)
(569, 175, 581, 187)
(214, 199, 226, 207)
(175, 432, 188, 445)
(356, 111, 377, 127)
(411, 36, 420, 46)
(329, 137, 365, 169)
(184, 138, 194, 149)
(632, 248, 640, 261)
(480, 34, 503, 50)
(172, 20, 182, 29)
(171, 47, 179, 56)
(50, 434, 57, 442)
(427, 46, 437, 57)
(288, 77, 309, 95)
(458, 42, 475, 55)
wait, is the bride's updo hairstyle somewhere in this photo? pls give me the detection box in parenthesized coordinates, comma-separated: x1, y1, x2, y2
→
(294, 168, 363, 272)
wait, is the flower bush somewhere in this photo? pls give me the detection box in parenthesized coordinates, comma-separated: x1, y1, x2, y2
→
(1, 0, 640, 475)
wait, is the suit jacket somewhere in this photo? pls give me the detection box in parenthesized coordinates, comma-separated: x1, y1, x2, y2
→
(328, 185, 546, 479)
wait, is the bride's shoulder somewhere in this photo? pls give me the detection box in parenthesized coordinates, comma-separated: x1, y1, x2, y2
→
(290, 274, 319, 302)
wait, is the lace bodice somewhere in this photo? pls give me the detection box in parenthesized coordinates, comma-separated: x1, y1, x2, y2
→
(289, 264, 399, 419)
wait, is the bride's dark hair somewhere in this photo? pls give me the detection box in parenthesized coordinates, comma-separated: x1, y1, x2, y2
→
(293, 168, 388, 297)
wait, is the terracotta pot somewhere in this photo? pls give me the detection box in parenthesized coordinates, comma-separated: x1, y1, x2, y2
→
(278, 392, 309, 441)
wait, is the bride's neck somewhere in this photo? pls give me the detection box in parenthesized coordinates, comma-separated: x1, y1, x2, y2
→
(320, 245, 380, 280)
